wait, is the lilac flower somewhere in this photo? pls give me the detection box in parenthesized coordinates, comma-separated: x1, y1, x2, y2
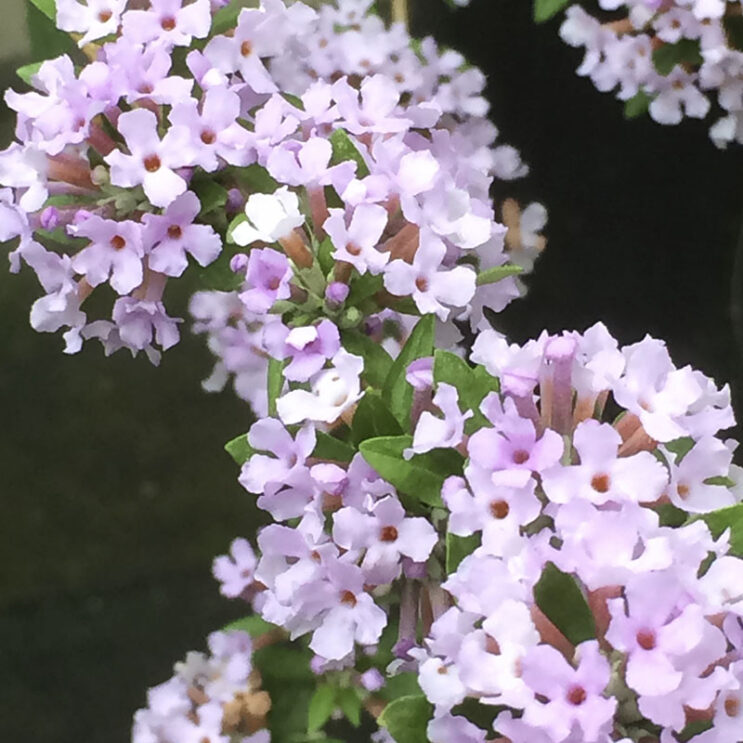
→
(239, 419, 316, 521)
(122, 0, 212, 48)
(56, 0, 127, 46)
(212, 538, 258, 599)
(383, 228, 476, 320)
(304, 559, 387, 661)
(541, 419, 668, 505)
(406, 383, 472, 457)
(266, 137, 356, 188)
(332, 495, 438, 584)
(110, 297, 181, 355)
(333, 76, 410, 135)
(143, 192, 222, 277)
(238, 248, 293, 313)
(169, 87, 254, 171)
(262, 319, 341, 382)
(323, 203, 389, 275)
(521, 641, 616, 742)
(203, 7, 283, 94)
(70, 216, 148, 295)
(105, 109, 195, 208)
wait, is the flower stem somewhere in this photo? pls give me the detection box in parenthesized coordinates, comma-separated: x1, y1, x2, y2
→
(391, 0, 409, 27)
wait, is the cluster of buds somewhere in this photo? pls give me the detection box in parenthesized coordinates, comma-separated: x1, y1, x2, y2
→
(553, 0, 743, 146)
(1, 0, 542, 375)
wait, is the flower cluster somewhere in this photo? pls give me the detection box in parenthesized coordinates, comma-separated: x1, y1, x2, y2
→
(551, 0, 743, 147)
(132, 629, 271, 743)
(212, 318, 743, 742)
(1, 0, 541, 373)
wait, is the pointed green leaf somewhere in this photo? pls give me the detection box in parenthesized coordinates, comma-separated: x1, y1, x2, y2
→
(534, 562, 596, 645)
(476, 264, 522, 286)
(317, 235, 335, 274)
(308, 683, 337, 733)
(652, 38, 703, 76)
(352, 391, 403, 446)
(341, 329, 394, 389)
(26, 0, 56, 20)
(192, 178, 228, 217)
(378, 694, 433, 743)
(223, 615, 275, 636)
(533, 0, 570, 23)
(623, 90, 651, 120)
(701, 503, 743, 556)
(359, 435, 463, 507)
(383, 315, 435, 429)
(224, 432, 255, 466)
(16, 61, 44, 85)
(267, 358, 285, 417)
(337, 687, 362, 727)
(329, 129, 370, 177)
(313, 431, 356, 462)
(446, 532, 481, 574)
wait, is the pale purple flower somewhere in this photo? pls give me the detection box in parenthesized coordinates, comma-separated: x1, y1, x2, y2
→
(238, 247, 293, 314)
(521, 641, 616, 742)
(541, 419, 668, 505)
(266, 137, 356, 188)
(122, 0, 212, 47)
(383, 228, 476, 320)
(239, 419, 316, 521)
(333, 76, 410, 135)
(56, 0, 127, 46)
(323, 203, 389, 275)
(105, 109, 195, 208)
(143, 191, 222, 277)
(70, 216, 148, 295)
(405, 383, 472, 457)
(212, 538, 258, 599)
(111, 297, 181, 354)
(169, 87, 254, 171)
(332, 495, 438, 583)
(262, 320, 341, 382)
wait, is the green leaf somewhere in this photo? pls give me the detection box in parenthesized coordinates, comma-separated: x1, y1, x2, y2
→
(378, 694, 433, 743)
(329, 129, 370, 178)
(533, 0, 570, 23)
(382, 315, 435, 429)
(348, 272, 383, 306)
(701, 503, 743, 556)
(211, 0, 245, 36)
(359, 435, 463, 507)
(317, 236, 335, 275)
(26, 3, 77, 62)
(226, 213, 247, 244)
(724, 15, 743, 52)
(623, 90, 651, 120)
(254, 643, 314, 683)
(16, 61, 43, 85)
(192, 178, 228, 218)
(652, 38, 703, 76)
(223, 615, 275, 636)
(352, 391, 403, 446)
(654, 503, 687, 528)
(433, 351, 499, 433)
(196, 248, 242, 291)
(380, 672, 422, 701)
(341, 329, 394, 389)
(337, 687, 362, 727)
(308, 683, 337, 733)
(446, 532, 480, 574)
(476, 264, 522, 286)
(267, 358, 284, 417)
(664, 437, 695, 461)
(224, 432, 255, 466)
(313, 431, 356, 462)
(534, 562, 596, 645)
(228, 163, 279, 194)
(26, 0, 55, 20)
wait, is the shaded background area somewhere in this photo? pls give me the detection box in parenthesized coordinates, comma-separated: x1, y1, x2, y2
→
(2, 1, 743, 741)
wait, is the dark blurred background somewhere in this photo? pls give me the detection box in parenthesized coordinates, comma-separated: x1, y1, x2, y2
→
(2, 1, 743, 741)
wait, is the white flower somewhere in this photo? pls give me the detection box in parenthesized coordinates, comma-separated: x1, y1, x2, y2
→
(231, 186, 305, 246)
